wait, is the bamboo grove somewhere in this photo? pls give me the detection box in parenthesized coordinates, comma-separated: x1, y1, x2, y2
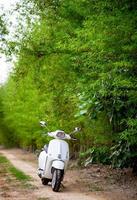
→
(0, 0, 137, 172)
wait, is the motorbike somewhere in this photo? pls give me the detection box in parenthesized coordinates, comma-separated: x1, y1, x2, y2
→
(37, 121, 80, 192)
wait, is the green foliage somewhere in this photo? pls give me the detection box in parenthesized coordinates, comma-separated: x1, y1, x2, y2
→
(0, 13, 8, 53)
(79, 146, 111, 167)
(0, 0, 137, 171)
(0, 87, 16, 147)
(110, 118, 137, 169)
(0, 15, 8, 37)
(110, 141, 131, 168)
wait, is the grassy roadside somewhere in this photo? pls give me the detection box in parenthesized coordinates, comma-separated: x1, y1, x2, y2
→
(0, 154, 31, 182)
(0, 153, 35, 199)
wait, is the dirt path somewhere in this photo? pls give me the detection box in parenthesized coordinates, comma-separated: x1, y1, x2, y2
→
(0, 148, 137, 200)
(0, 149, 105, 200)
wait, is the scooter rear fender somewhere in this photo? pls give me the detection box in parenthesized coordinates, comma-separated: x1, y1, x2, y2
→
(52, 160, 64, 170)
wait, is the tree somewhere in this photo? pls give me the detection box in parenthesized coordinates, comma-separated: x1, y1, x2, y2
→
(1, 0, 137, 171)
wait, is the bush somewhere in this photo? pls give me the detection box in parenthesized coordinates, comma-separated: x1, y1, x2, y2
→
(79, 146, 111, 167)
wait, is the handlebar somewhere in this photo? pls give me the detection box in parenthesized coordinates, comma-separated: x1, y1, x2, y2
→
(41, 131, 78, 140)
(71, 138, 77, 141)
(40, 120, 81, 140)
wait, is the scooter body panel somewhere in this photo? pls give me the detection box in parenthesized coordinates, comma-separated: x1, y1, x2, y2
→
(38, 150, 47, 169)
(48, 139, 69, 161)
(38, 139, 69, 179)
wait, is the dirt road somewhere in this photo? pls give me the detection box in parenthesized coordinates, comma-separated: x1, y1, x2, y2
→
(0, 149, 137, 200)
(0, 149, 105, 200)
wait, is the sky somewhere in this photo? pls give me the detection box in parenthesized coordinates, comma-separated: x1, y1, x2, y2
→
(0, 56, 11, 84)
(0, 0, 19, 84)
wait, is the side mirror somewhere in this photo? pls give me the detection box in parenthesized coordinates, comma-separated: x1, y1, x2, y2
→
(40, 121, 47, 127)
(74, 127, 81, 132)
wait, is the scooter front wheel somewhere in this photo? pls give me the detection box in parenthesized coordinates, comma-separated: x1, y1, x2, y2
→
(52, 169, 62, 192)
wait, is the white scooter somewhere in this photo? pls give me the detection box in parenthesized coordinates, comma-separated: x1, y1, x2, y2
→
(37, 121, 80, 192)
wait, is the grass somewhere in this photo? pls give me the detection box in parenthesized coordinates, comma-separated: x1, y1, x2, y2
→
(0, 153, 38, 199)
(0, 154, 31, 182)
(0, 154, 9, 163)
(9, 166, 31, 181)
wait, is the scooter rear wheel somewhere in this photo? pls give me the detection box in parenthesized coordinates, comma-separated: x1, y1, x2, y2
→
(52, 169, 62, 192)
(41, 178, 49, 185)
